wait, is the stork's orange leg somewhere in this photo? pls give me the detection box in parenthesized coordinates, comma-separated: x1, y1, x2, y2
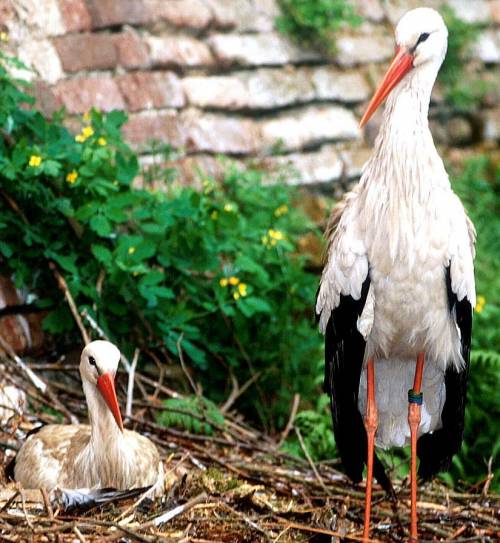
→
(408, 351, 425, 542)
(363, 357, 378, 541)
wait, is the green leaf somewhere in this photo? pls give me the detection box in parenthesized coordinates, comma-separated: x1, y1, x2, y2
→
(91, 244, 113, 265)
(89, 214, 112, 236)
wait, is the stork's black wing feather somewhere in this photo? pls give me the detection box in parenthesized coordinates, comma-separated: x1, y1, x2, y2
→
(417, 265, 472, 479)
(322, 275, 392, 494)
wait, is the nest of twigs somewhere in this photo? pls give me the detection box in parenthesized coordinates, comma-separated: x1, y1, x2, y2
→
(0, 339, 498, 543)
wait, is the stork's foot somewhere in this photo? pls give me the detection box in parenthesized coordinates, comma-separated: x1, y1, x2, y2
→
(363, 358, 378, 542)
(408, 352, 425, 542)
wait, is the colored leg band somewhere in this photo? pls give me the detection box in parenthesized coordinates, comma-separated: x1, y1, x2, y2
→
(408, 389, 423, 405)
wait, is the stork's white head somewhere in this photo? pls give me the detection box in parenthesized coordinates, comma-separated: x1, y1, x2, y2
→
(396, 8, 448, 68)
(360, 8, 448, 127)
(80, 340, 124, 431)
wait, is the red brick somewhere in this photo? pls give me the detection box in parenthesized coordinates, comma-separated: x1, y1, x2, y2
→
(113, 30, 149, 69)
(31, 80, 63, 116)
(86, 0, 152, 29)
(53, 33, 117, 72)
(0, 276, 45, 355)
(53, 75, 125, 114)
(58, 0, 91, 31)
(116, 71, 185, 112)
(0, 0, 15, 27)
(123, 111, 185, 148)
(491, 0, 500, 24)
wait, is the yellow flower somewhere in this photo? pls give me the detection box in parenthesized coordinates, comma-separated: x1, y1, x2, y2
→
(228, 276, 239, 286)
(97, 137, 107, 146)
(268, 229, 284, 241)
(66, 170, 78, 184)
(261, 235, 269, 246)
(211, 210, 218, 220)
(233, 292, 240, 300)
(238, 283, 248, 297)
(75, 134, 86, 143)
(83, 111, 91, 122)
(224, 203, 234, 212)
(128, 246, 136, 255)
(82, 126, 94, 139)
(475, 295, 486, 313)
(133, 271, 139, 277)
(274, 204, 289, 217)
(0, 32, 8, 43)
(271, 239, 277, 246)
(219, 278, 229, 287)
(29, 155, 42, 167)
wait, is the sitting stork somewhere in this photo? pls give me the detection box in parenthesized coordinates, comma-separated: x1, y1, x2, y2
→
(13, 341, 164, 497)
(316, 8, 475, 541)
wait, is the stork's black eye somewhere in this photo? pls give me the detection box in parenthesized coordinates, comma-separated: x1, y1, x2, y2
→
(88, 356, 97, 367)
(416, 32, 430, 46)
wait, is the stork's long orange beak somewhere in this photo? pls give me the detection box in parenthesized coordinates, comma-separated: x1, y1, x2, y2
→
(360, 47, 414, 128)
(97, 372, 124, 432)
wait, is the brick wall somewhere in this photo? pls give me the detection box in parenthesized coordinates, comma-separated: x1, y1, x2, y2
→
(1, 0, 499, 189)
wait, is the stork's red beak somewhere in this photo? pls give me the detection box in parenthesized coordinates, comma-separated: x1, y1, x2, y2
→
(360, 47, 414, 128)
(97, 372, 124, 432)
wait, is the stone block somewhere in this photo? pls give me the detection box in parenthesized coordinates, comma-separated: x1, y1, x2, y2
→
(0, 0, 16, 27)
(492, 0, 500, 24)
(181, 109, 260, 154)
(350, 0, 385, 22)
(13, 0, 65, 36)
(58, 0, 91, 32)
(86, 0, 152, 28)
(123, 110, 185, 148)
(447, 0, 491, 24)
(147, 35, 214, 67)
(310, 67, 371, 102)
(53, 75, 125, 114)
(53, 33, 117, 72)
(245, 67, 316, 108)
(483, 107, 500, 141)
(208, 32, 321, 67)
(334, 32, 393, 67)
(383, 0, 442, 25)
(182, 75, 248, 109)
(17, 38, 63, 84)
(114, 30, 150, 69)
(32, 79, 63, 115)
(260, 106, 361, 152)
(117, 71, 185, 111)
(474, 30, 500, 64)
(339, 147, 371, 178)
(156, 0, 212, 29)
(262, 144, 344, 185)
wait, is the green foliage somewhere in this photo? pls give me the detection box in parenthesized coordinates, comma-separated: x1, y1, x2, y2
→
(281, 395, 336, 461)
(276, 0, 361, 53)
(0, 52, 322, 429)
(156, 396, 225, 435)
(439, 7, 485, 109)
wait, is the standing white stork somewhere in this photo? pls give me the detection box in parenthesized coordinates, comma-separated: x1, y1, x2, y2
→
(13, 341, 164, 496)
(316, 8, 475, 541)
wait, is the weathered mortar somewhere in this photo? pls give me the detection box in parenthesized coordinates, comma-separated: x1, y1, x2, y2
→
(1, 0, 499, 187)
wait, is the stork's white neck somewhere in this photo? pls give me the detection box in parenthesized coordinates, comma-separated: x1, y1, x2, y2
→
(82, 380, 123, 444)
(359, 61, 450, 264)
(362, 60, 449, 198)
(78, 380, 127, 486)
